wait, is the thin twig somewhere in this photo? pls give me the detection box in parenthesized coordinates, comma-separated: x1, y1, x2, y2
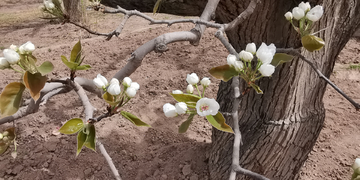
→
(97, 141, 122, 180)
(71, 80, 122, 180)
(277, 48, 360, 110)
(224, 0, 260, 31)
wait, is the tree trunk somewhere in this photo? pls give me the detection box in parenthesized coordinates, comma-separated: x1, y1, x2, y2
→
(101, 0, 360, 179)
(209, 0, 360, 179)
(101, 0, 207, 16)
(63, 0, 81, 22)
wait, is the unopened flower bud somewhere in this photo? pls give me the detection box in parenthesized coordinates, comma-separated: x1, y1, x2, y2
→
(186, 84, 194, 94)
(200, 77, 211, 87)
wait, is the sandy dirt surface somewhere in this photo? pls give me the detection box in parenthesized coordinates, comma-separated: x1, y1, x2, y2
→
(0, 1, 360, 180)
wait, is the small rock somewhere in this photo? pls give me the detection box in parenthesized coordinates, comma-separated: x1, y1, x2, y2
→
(12, 164, 24, 175)
(84, 168, 92, 176)
(182, 164, 192, 176)
(160, 174, 167, 180)
(190, 174, 199, 180)
(43, 162, 49, 168)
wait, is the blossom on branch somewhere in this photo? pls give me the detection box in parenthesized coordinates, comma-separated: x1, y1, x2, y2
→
(200, 77, 211, 87)
(245, 43, 256, 54)
(306, 5, 324, 22)
(256, 43, 276, 64)
(123, 77, 132, 87)
(3, 49, 20, 64)
(186, 84, 194, 94)
(19, 41, 35, 54)
(107, 78, 121, 96)
(186, 73, 199, 85)
(93, 74, 108, 89)
(239, 50, 253, 62)
(258, 64, 275, 77)
(0, 57, 10, 69)
(284, 12, 293, 20)
(298, 2, 311, 12)
(292, 7, 305, 20)
(163, 103, 177, 117)
(175, 102, 187, 115)
(196, 98, 220, 117)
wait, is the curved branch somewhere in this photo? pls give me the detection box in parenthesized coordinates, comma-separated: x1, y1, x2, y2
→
(277, 48, 360, 110)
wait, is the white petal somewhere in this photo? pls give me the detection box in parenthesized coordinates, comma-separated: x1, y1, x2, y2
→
(3, 49, 20, 64)
(292, 7, 305, 20)
(186, 84, 194, 93)
(0, 57, 10, 69)
(200, 77, 211, 87)
(126, 87, 137, 97)
(175, 102, 187, 115)
(227, 54, 237, 67)
(258, 64, 275, 77)
(284, 12, 293, 20)
(123, 77, 132, 87)
(110, 78, 119, 85)
(172, 90, 183, 94)
(107, 83, 121, 95)
(163, 103, 177, 117)
(239, 50, 254, 62)
(245, 43, 256, 54)
(130, 82, 140, 90)
(186, 73, 199, 85)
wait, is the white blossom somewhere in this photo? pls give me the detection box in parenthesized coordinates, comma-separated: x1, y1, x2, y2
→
(258, 64, 275, 77)
(44, 1, 55, 9)
(186, 73, 199, 85)
(172, 90, 183, 94)
(126, 87, 137, 97)
(292, 7, 305, 20)
(9, 44, 17, 51)
(163, 103, 177, 117)
(227, 54, 237, 67)
(233, 61, 244, 72)
(200, 77, 211, 87)
(122, 77, 132, 87)
(93, 74, 108, 88)
(130, 82, 140, 90)
(298, 2, 311, 12)
(186, 84, 194, 94)
(256, 43, 276, 64)
(239, 50, 254, 62)
(19, 41, 35, 54)
(3, 49, 20, 64)
(306, 5, 323, 22)
(245, 43, 256, 54)
(353, 158, 360, 171)
(110, 78, 119, 85)
(284, 12, 293, 20)
(175, 102, 187, 115)
(196, 98, 220, 117)
(0, 57, 10, 70)
(107, 79, 121, 95)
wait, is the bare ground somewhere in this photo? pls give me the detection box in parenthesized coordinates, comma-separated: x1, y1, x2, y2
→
(0, 1, 360, 180)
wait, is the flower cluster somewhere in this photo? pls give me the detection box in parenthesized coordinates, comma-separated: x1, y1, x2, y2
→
(228, 42, 276, 78)
(0, 41, 36, 70)
(163, 73, 220, 118)
(285, 2, 324, 36)
(93, 74, 140, 98)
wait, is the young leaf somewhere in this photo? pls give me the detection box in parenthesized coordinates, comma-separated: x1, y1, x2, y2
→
(206, 112, 234, 133)
(178, 113, 195, 133)
(170, 94, 201, 104)
(250, 83, 263, 94)
(153, 0, 163, 14)
(37, 61, 54, 75)
(301, 35, 325, 52)
(61, 55, 78, 70)
(271, 53, 294, 67)
(59, 118, 84, 134)
(75, 64, 91, 71)
(120, 111, 151, 127)
(76, 128, 87, 156)
(70, 40, 81, 63)
(0, 143, 9, 155)
(84, 124, 96, 151)
(209, 64, 238, 82)
(102, 92, 119, 106)
(23, 71, 47, 101)
(0, 82, 25, 117)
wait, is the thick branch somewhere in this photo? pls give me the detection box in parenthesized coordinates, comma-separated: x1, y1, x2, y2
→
(277, 48, 360, 110)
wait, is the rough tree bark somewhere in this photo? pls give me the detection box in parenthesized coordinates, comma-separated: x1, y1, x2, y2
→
(101, 0, 360, 179)
(63, 0, 81, 22)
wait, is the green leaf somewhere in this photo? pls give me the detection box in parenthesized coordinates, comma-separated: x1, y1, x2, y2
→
(178, 114, 195, 133)
(0, 143, 9, 155)
(206, 112, 233, 133)
(209, 64, 238, 82)
(301, 35, 325, 52)
(102, 92, 119, 106)
(153, 0, 163, 14)
(75, 64, 91, 71)
(37, 61, 54, 75)
(120, 111, 151, 127)
(271, 53, 294, 67)
(76, 128, 87, 156)
(84, 124, 96, 151)
(23, 71, 47, 101)
(170, 94, 201, 104)
(59, 118, 84, 134)
(250, 83, 263, 94)
(70, 40, 81, 63)
(61, 55, 78, 70)
(0, 82, 25, 117)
